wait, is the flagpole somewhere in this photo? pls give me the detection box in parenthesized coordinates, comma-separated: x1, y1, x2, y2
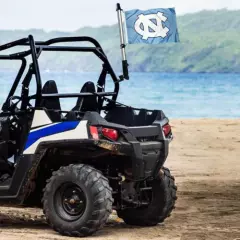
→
(116, 3, 129, 80)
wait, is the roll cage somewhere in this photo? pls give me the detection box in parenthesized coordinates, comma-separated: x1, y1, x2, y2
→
(0, 35, 120, 113)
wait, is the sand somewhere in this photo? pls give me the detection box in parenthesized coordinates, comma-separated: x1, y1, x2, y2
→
(0, 119, 239, 240)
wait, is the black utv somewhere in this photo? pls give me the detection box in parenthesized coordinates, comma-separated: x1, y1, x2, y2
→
(0, 35, 177, 237)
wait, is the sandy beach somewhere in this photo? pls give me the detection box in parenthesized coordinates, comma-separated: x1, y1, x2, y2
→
(0, 119, 239, 240)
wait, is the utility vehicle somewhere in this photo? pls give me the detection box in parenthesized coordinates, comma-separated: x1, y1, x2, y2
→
(0, 35, 177, 237)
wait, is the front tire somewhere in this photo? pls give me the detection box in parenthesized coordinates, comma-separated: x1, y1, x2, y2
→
(42, 164, 113, 237)
(117, 167, 177, 226)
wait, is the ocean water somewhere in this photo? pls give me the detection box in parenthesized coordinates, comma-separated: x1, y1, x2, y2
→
(0, 71, 239, 118)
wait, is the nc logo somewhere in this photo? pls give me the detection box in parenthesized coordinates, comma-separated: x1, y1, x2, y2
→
(134, 12, 169, 40)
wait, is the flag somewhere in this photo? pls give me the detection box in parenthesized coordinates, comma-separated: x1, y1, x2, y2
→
(124, 8, 179, 44)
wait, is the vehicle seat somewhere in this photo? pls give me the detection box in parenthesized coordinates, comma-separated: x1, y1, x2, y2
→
(40, 80, 62, 122)
(75, 81, 98, 112)
(65, 81, 98, 120)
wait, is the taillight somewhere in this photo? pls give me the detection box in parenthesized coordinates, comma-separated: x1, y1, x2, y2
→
(101, 128, 118, 141)
(90, 126, 99, 140)
(90, 126, 118, 141)
(162, 124, 171, 137)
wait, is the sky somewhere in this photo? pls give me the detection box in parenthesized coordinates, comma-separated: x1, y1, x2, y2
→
(0, 0, 239, 31)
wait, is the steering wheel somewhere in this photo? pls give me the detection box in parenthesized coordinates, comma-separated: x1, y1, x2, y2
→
(7, 95, 33, 112)
(7, 96, 22, 112)
(6, 95, 33, 136)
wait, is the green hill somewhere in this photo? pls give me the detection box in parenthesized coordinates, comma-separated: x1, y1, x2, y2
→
(0, 9, 240, 73)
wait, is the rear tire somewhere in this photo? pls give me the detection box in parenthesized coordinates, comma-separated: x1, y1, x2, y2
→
(117, 167, 177, 226)
(42, 164, 113, 237)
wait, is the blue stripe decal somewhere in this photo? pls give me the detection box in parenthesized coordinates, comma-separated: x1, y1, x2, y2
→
(24, 121, 80, 150)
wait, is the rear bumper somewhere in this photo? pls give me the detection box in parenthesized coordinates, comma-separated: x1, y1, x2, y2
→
(94, 138, 169, 180)
(128, 140, 169, 180)
(121, 119, 172, 180)
(83, 111, 172, 180)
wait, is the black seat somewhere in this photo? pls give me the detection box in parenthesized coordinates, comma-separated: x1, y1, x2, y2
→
(65, 81, 98, 121)
(40, 80, 62, 122)
(74, 81, 98, 112)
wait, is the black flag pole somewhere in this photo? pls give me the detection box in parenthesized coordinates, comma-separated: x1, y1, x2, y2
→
(116, 3, 129, 80)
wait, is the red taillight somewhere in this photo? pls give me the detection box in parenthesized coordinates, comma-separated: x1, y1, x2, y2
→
(163, 124, 171, 136)
(90, 126, 99, 140)
(101, 128, 118, 141)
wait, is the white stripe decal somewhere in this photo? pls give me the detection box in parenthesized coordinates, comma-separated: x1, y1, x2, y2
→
(31, 110, 52, 128)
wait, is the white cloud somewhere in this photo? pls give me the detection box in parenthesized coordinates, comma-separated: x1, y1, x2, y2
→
(0, 0, 239, 30)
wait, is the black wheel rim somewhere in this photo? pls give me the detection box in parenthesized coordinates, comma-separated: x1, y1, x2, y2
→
(54, 182, 86, 222)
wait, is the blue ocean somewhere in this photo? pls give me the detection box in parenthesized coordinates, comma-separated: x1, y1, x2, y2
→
(0, 71, 239, 118)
